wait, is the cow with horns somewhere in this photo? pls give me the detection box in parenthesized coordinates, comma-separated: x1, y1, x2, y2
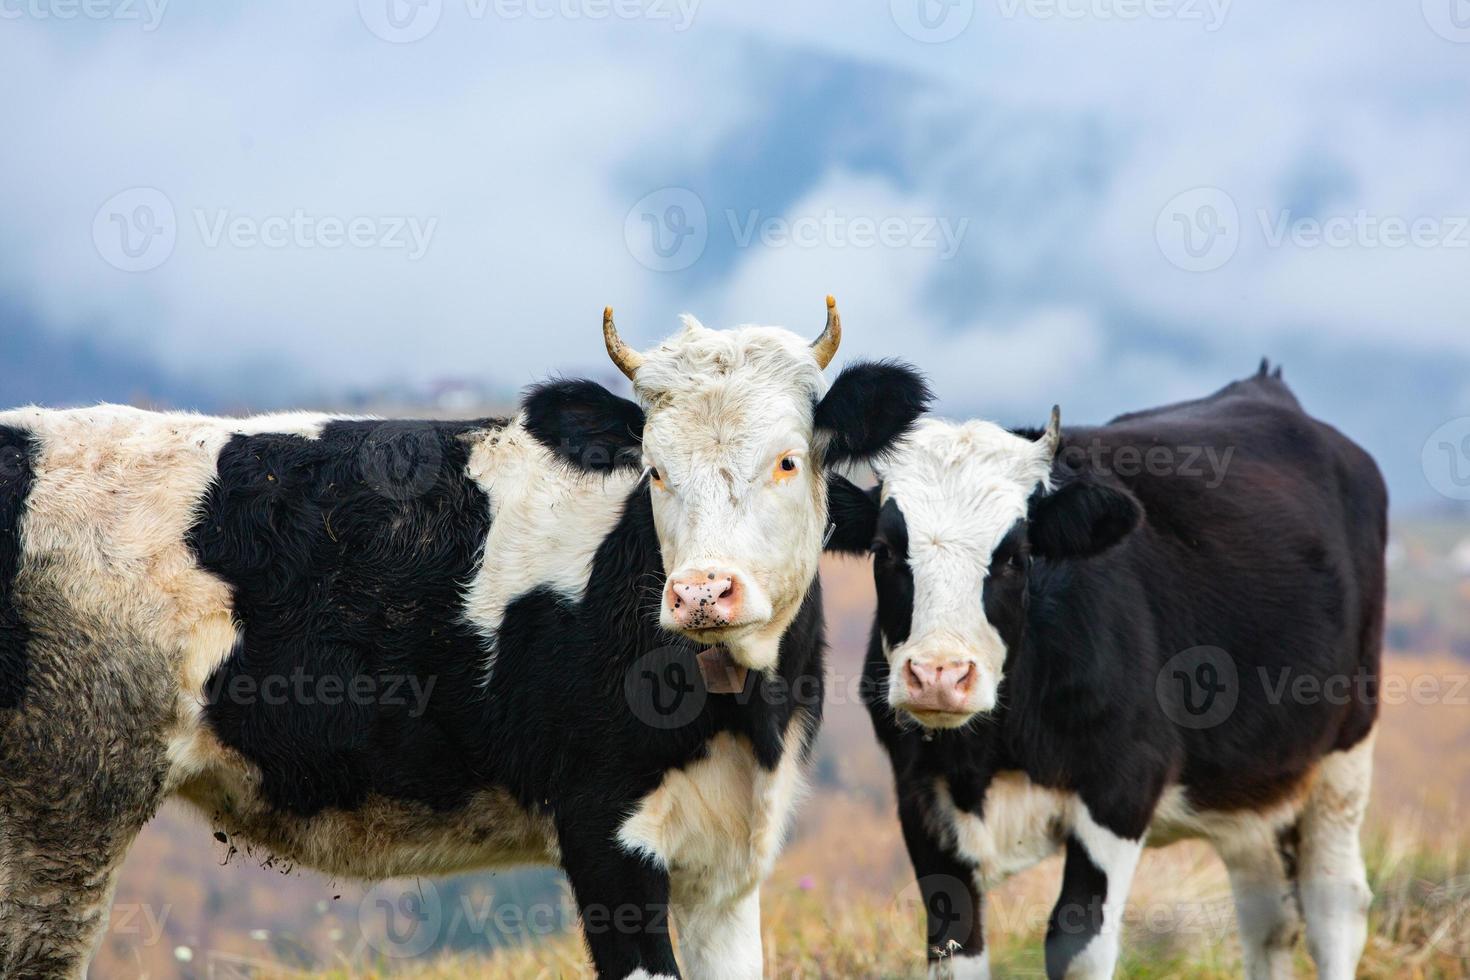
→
(0, 299, 929, 979)
(827, 363, 1386, 980)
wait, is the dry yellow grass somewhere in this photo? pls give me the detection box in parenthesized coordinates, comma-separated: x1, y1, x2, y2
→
(252, 810, 1470, 980)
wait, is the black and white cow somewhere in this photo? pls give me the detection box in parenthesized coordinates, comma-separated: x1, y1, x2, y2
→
(0, 300, 929, 980)
(827, 364, 1386, 979)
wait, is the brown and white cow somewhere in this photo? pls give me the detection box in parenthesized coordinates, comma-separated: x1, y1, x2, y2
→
(0, 300, 929, 979)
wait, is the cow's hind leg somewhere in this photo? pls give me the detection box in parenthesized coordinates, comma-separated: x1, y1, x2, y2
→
(1298, 731, 1374, 980)
(0, 629, 172, 978)
(1215, 824, 1303, 980)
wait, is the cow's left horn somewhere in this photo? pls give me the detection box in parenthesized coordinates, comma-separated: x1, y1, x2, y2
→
(1040, 405, 1061, 457)
(811, 295, 841, 369)
(603, 306, 643, 380)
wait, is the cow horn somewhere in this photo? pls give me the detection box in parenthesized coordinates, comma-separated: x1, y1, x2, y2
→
(603, 306, 643, 380)
(1040, 405, 1061, 457)
(811, 295, 841, 369)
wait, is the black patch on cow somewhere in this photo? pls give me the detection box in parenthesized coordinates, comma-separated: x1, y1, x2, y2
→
(1028, 467, 1142, 561)
(193, 419, 501, 814)
(0, 427, 35, 710)
(522, 378, 645, 473)
(871, 498, 914, 648)
(814, 360, 931, 468)
(1045, 835, 1108, 979)
(822, 473, 880, 555)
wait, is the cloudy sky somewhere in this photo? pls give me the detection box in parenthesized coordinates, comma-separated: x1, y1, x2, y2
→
(2, 0, 1468, 507)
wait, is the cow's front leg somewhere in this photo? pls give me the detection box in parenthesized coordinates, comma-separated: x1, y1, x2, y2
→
(897, 796, 988, 978)
(1044, 806, 1143, 980)
(673, 887, 763, 979)
(559, 818, 680, 979)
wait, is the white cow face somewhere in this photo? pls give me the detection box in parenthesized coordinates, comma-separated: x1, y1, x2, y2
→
(825, 414, 1143, 729)
(523, 300, 931, 672)
(873, 420, 1057, 726)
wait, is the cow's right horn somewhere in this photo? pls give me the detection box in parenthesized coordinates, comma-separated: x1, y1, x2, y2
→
(603, 306, 643, 380)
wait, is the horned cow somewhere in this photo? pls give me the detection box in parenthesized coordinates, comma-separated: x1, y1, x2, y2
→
(0, 301, 930, 979)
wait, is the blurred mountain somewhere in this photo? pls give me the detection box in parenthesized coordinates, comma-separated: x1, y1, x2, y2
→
(1, 301, 218, 410)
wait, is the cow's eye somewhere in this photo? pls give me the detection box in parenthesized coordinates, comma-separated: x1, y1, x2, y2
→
(647, 465, 665, 489)
(869, 541, 891, 562)
(772, 453, 800, 483)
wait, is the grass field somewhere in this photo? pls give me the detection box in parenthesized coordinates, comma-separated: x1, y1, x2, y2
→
(257, 816, 1469, 979)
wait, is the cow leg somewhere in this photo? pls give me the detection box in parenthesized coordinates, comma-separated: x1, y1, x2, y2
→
(1044, 806, 1143, 980)
(1215, 827, 1302, 980)
(895, 794, 986, 978)
(1298, 732, 1374, 980)
(558, 819, 680, 979)
(0, 743, 166, 979)
(672, 888, 762, 979)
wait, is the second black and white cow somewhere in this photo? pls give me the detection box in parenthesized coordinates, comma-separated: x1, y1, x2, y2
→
(0, 300, 929, 979)
(828, 364, 1386, 979)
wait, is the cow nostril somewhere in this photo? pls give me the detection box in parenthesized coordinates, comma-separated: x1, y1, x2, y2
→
(955, 662, 976, 692)
(718, 582, 735, 600)
(905, 661, 923, 690)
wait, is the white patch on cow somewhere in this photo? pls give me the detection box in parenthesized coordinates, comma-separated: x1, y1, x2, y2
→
(1064, 804, 1144, 979)
(876, 420, 1053, 714)
(931, 772, 1070, 891)
(462, 420, 639, 668)
(674, 887, 763, 980)
(632, 318, 831, 671)
(931, 949, 990, 980)
(618, 715, 811, 964)
(0, 404, 351, 793)
(1298, 729, 1374, 980)
(621, 971, 678, 980)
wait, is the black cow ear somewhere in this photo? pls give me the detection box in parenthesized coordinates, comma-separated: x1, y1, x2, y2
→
(522, 379, 645, 473)
(814, 361, 931, 468)
(1029, 473, 1142, 560)
(824, 473, 881, 555)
